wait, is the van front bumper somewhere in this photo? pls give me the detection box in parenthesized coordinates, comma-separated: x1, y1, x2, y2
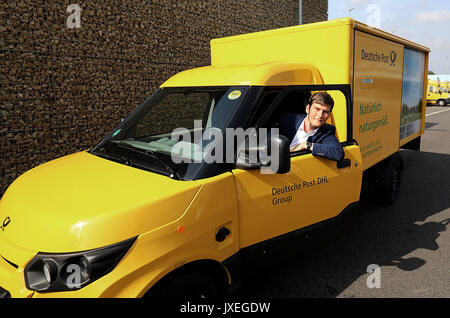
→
(0, 256, 34, 298)
(0, 249, 128, 298)
(0, 235, 161, 298)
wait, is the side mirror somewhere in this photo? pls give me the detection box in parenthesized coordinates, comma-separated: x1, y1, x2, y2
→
(235, 135, 290, 174)
(267, 135, 291, 174)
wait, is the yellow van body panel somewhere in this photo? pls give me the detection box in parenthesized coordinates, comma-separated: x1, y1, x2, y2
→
(427, 83, 442, 104)
(352, 31, 404, 169)
(234, 145, 362, 248)
(441, 82, 450, 92)
(161, 62, 325, 88)
(31, 172, 239, 298)
(1, 157, 239, 297)
(0, 151, 201, 255)
(0, 256, 33, 298)
(211, 19, 352, 85)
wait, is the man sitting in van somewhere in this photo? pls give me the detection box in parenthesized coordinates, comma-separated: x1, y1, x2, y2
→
(279, 92, 344, 161)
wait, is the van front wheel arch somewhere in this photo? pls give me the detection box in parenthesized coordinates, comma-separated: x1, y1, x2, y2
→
(144, 261, 228, 299)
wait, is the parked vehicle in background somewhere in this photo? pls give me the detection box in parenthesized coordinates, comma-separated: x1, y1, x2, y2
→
(427, 80, 450, 106)
(440, 82, 450, 95)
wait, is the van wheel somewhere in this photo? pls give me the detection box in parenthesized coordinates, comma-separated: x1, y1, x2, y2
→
(379, 157, 402, 205)
(438, 99, 446, 106)
(146, 271, 223, 300)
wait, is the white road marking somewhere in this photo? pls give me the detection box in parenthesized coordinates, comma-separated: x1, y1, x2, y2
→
(426, 108, 450, 117)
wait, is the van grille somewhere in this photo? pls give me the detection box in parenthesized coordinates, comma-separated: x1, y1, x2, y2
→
(1, 255, 18, 269)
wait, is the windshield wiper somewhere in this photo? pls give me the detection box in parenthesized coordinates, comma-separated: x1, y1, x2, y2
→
(94, 146, 175, 177)
(143, 148, 182, 180)
(93, 148, 129, 164)
(114, 141, 181, 180)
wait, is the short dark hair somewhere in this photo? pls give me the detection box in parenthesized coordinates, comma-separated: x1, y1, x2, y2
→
(308, 92, 334, 110)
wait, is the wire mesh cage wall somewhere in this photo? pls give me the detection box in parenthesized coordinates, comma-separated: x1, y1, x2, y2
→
(0, 0, 327, 197)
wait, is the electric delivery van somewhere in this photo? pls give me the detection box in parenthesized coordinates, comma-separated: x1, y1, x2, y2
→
(427, 80, 450, 106)
(0, 18, 429, 298)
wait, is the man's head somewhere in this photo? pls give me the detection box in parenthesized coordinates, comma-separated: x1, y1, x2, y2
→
(305, 92, 334, 130)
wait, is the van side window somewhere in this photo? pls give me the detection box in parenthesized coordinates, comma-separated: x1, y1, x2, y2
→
(255, 90, 310, 130)
(256, 90, 312, 158)
(247, 89, 280, 128)
(260, 90, 309, 131)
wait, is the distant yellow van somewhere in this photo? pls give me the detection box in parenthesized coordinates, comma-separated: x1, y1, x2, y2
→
(427, 81, 450, 106)
(440, 81, 450, 94)
(0, 18, 430, 298)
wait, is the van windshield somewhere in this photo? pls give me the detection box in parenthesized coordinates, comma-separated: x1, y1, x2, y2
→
(91, 86, 249, 180)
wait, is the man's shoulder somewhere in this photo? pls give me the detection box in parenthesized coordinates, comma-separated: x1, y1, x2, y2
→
(318, 123, 336, 135)
(322, 123, 336, 131)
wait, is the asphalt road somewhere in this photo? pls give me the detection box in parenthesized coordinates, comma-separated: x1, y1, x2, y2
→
(237, 105, 450, 298)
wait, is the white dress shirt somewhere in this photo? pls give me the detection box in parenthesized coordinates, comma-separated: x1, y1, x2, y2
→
(289, 117, 318, 148)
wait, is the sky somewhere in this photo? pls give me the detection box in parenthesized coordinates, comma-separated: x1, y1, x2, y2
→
(328, 0, 450, 76)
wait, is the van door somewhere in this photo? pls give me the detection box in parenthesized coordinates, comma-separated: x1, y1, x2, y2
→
(233, 85, 363, 249)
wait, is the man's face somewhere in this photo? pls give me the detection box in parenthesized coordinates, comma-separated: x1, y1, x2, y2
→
(306, 102, 331, 129)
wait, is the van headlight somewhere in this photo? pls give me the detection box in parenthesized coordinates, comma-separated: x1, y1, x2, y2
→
(24, 237, 136, 293)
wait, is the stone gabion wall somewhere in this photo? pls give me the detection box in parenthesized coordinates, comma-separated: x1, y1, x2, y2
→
(0, 0, 327, 197)
(302, 0, 328, 24)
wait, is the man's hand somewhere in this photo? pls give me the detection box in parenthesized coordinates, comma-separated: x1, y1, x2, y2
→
(290, 142, 307, 152)
(290, 142, 314, 152)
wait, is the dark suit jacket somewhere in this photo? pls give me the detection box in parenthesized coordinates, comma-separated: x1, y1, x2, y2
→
(279, 113, 344, 161)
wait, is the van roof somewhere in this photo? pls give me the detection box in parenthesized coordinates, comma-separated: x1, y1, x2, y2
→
(212, 18, 430, 54)
(161, 18, 430, 87)
(161, 62, 324, 87)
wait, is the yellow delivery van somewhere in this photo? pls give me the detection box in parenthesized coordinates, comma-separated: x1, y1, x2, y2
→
(0, 18, 429, 298)
(427, 80, 449, 106)
(440, 81, 450, 96)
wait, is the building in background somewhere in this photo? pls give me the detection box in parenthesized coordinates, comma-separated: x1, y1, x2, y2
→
(0, 1, 328, 196)
(428, 74, 450, 83)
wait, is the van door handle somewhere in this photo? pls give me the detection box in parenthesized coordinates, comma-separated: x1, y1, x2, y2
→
(216, 227, 230, 242)
(337, 158, 351, 169)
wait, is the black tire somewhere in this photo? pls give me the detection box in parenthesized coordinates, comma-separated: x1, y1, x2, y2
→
(438, 99, 446, 106)
(378, 157, 402, 205)
(146, 271, 223, 300)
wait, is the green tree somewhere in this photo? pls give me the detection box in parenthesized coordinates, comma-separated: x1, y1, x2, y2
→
(428, 70, 435, 75)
